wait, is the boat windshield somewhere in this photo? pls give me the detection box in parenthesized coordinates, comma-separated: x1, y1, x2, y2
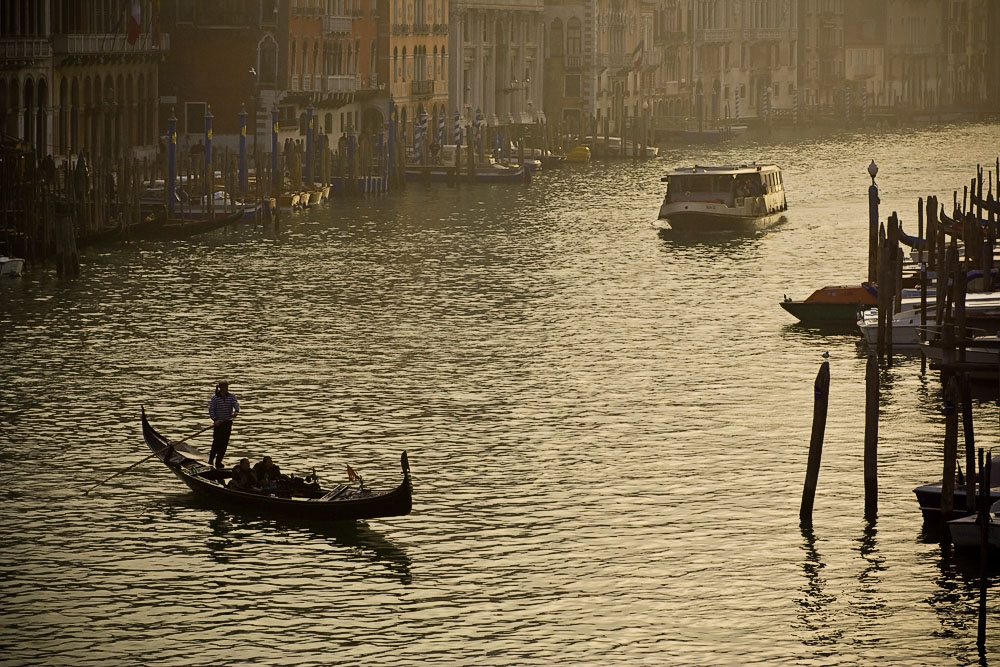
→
(667, 174, 735, 204)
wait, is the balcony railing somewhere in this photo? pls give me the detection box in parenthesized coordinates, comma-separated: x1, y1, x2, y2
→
(698, 28, 733, 42)
(413, 23, 430, 34)
(745, 28, 783, 41)
(51, 33, 169, 54)
(323, 15, 353, 34)
(565, 53, 583, 69)
(321, 74, 359, 93)
(412, 79, 434, 96)
(0, 38, 51, 59)
(432, 23, 448, 35)
(392, 23, 409, 35)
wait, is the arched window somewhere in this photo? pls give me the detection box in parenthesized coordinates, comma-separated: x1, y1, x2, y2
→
(433, 46, 438, 79)
(567, 18, 581, 55)
(393, 46, 399, 82)
(259, 36, 278, 84)
(402, 46, 407, 81)
(550, 19, 563, 57)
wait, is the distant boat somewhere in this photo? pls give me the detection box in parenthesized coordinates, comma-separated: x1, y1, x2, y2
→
(656, 163, 788, 232)
(565, 146, 591, 163)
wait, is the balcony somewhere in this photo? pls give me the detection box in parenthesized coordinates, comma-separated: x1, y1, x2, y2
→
(323, 15, 353, 34)
(392, 23, 409, 35)
(698, 28, 733, 43)
(599, 53, 632, 69)
(565, 53, 583, 69)
(412, 79, 434, 96)
(413, 23, 430, 34)
(321, 74, 359, 93)
(744, 28, 783, 41)
(51, 33, 169, 55)
(432, 23, 449, 35)
(0, 38, 51, 59)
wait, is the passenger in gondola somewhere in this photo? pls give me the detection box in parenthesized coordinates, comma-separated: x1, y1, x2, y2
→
(229, 458, 261, 492)
(253, 456, 287, 494)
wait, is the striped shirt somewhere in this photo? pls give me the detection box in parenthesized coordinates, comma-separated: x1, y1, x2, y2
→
(209, 394, 240, 422)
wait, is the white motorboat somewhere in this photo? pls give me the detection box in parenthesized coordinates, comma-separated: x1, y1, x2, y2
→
(857, 291, 1000, 347)
(0, 255, 25, 277)
(656, 163, 787, 232)
(947, 500, 1000, 550)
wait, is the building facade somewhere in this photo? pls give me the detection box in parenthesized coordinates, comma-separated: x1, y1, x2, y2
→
(1, 0, 165, 162)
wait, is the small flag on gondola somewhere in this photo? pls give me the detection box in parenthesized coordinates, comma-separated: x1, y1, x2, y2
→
(346, 465, 360, 482)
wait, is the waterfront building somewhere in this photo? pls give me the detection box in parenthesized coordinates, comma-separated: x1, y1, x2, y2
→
(0, 0, 165, 163)
(844, 0, 883, 113)
(159, 1, 278, 151)
(884, 0, 941, 110)
(940, 0, 991, 110)
(450, 0, 544, 143)
(798, 0, 844, 114)
(390, 0, 450, 146)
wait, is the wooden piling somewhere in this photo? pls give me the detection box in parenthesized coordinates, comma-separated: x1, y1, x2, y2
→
(864, 353, 878, 517)
(959, 373, 976, 513)
(799, 361, 830, 526)
(940, 375, 958, 522)
(976, 449, 990, 648)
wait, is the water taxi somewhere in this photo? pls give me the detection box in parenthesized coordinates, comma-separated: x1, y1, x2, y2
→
(656, 163, 787, 232)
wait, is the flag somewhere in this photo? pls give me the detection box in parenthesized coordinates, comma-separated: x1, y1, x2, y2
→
(631, 40, 644, 71)
(346, 465, 359, 482)
(127, 1, 141, 45)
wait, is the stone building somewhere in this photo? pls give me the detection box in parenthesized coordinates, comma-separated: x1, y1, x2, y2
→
(0, 0, 165, 163)
(389, 0, 451, 144)
(450, 0, 545, 142)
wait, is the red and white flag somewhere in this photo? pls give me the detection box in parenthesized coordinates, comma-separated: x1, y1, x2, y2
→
(127, 1, 141, 45)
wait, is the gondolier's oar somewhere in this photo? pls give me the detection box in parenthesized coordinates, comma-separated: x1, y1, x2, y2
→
(83, 420, 227, 496)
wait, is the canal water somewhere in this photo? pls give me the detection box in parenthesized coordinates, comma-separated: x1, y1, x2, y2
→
(1, 122, 998, 665)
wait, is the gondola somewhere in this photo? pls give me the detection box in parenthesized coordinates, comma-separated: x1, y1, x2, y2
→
(141, 408, 412, 521)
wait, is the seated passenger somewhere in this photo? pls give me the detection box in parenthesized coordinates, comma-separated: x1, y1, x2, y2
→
(253, 456, 287, 491)
(229, 458, 261, 492)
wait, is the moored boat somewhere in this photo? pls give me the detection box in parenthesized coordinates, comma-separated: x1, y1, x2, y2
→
(780, 284, 879, 324)
(0, 255, 26, 276)
(913, 456, 1000, 523)
(947, 500, 1000, 550)
(140, 408, 412, 521)
(657, 163, 788, 232)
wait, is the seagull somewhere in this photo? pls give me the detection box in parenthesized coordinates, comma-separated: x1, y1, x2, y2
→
(249, 67, 257, 76)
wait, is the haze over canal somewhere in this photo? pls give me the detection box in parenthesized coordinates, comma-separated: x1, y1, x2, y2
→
(1, 121, 998, 664)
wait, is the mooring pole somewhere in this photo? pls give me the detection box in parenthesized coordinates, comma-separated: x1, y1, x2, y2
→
(940, 375, 959, 523)
(868, 160, 880, 283)
(960, 373, 977, 514)
(976, 449, 990, 649)
(864, 354, 878, 518)
(800, 361, 830, 526)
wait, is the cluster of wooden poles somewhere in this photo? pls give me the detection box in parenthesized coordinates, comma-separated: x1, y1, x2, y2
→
(799, 161, 998, 651)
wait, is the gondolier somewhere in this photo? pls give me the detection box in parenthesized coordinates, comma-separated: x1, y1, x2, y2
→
(208, 381, 240, 469)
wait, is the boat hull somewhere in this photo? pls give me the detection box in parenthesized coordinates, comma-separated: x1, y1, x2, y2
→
(0, 257, 25, 276)
(780, 301, 867, 324)
(913, 483, 1000, 522)
(658, 208, 786, 232)
(947, 514, 999, 550)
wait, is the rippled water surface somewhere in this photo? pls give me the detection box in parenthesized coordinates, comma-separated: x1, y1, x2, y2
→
(2, 122, 999, 665)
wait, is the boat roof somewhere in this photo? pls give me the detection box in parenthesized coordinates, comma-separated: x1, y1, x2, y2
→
(665, 164, 781, 176)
